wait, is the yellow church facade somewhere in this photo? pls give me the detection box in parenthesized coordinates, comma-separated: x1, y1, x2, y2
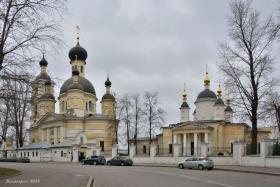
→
(26, 32, 117, 161)
(135, 71, 271, 156)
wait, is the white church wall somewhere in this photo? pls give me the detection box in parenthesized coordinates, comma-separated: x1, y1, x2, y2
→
(195, 100, 215, 121)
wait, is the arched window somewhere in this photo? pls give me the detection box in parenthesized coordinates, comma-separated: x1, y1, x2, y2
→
(86, 102, 88, 111)
(81, 66, 83, 73)
(65, 102, 67, 111)
(89, 101, 92, 111)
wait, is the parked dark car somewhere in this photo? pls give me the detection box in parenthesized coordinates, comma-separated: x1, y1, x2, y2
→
(17, 157, 30, 163)
(4, 157, 17, 162)
(107, 156, 133, 166)
(81, 156, 106, 165)
(0, 157, 30, 163)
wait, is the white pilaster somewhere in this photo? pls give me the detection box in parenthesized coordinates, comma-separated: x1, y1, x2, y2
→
(60, 126, 64, 141)
(112, 144, 118, 158)
(173, 134, 177, 144)
(183, 134, 187, 156)
(205, 132, 209, 143)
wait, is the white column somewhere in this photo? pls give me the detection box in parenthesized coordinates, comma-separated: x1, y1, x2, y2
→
(194, 133, 198, 155)
(183, 134, 187, 156)
(205, 132, 209, 143)
(46, 128, 50, 143)
(173, 134, 177, 144)
(54, 127, 57, 144)
(186, 134, 190, 155)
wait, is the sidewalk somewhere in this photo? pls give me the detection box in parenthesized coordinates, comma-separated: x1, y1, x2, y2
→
(134, 163, 280, 176)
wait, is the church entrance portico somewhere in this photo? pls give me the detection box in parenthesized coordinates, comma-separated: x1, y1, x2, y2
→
(173, 125, 212, 156)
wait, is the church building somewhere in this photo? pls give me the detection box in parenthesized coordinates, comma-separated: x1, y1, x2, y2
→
(20, 31, 117, 162)
(137, 69, 271, 156)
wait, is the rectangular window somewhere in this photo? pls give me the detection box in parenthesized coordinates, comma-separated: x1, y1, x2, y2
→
(24, 152, 26, 157)
(169, 144, 173, 154)
(100, 141, 104, 152)
(143, 145, 147, 154)
(21, 152, 22, 158)
(32, 152, 34, 157)
(61, 151, 63, 157)
(27, 152, 29, 157)
(36, 151, 38, 157)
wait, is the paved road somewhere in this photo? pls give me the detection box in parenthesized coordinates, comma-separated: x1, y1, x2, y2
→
(1, 162, 280, 187)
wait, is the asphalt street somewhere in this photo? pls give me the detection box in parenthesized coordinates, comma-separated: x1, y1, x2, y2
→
(0, 162, 280, 187)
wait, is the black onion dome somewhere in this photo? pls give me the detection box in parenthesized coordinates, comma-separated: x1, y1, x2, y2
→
(102, 93, 115, 100)
(68, 42, 88, 61)
(225, 106, 233, 112)
(180, 101, 189, 108)
(60, 76, 95, 95)
(40, 93, 55, 100)
(35, 73, 51, 81)
(39, 56, 48, 66)
(68, 82, 83, 91)
(215, 98, 225, 105)
(105, 77, 111, 87)
(197, 89, 217, 99)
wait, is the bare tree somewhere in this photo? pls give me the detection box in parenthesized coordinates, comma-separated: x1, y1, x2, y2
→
(0, 69, 32, 148)
(131, 94, 143, 154)
(0, 97, 11, 143)
(114, 94, 124, 145)
(119, 94, 132, 153)
(143, 92, 165, 147)
(0, 0, 67, 71)
(219, 0, 280, 153)
(263, 91, 280, 135)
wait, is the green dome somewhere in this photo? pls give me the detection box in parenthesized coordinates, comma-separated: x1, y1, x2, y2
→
(60, 76, 95, 95)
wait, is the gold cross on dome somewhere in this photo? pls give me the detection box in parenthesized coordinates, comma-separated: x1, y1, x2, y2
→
(76, 25, 80, 42)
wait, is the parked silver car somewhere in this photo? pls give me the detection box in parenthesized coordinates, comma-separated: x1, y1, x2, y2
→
(178, 157, 214, 170)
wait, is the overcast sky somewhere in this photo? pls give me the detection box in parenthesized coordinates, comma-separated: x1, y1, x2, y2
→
(42, 0, 279, 126)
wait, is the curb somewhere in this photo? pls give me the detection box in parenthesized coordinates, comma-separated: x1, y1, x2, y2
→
(134, 164, 280, 176)
(86, 176, 94, 187)
(214, 168, 280, 176)
(134, 164, 176, 168)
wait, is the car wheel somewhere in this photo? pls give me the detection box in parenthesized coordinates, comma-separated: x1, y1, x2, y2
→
(198, 164, 204, 170)
(107, 162, 111, 166)
(208, 167, 213, 170)
(93, 161, 97, 165)
(179, 164, 185, 169)
(121, 162, 125, 166)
